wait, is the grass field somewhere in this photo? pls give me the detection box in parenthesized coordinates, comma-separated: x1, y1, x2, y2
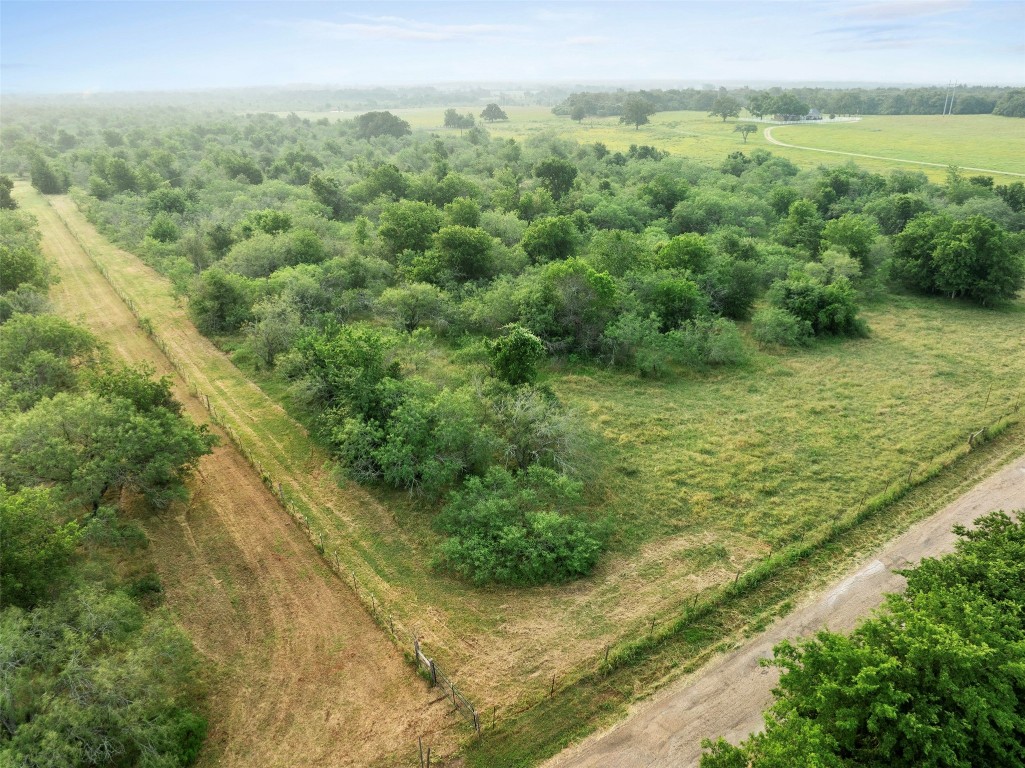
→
(278, 106, 1025, 182)
(770, 113, 1025, 177)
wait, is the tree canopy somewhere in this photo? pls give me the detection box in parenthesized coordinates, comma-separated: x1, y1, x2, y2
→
(701, 511, 1025, 768)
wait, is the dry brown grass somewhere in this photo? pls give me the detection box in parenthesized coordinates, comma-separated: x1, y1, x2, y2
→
(20, 183, 455, 767)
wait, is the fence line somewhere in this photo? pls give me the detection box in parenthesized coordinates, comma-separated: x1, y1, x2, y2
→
(52, 195, 1022, 743)
(53, 199, 483, 735)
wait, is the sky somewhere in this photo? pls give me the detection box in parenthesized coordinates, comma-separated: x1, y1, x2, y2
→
(2, 0, 1024, 93)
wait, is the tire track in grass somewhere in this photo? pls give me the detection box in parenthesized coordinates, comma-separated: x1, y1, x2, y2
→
(19, 183, 454, 768)
(764, 125, 1025, 178)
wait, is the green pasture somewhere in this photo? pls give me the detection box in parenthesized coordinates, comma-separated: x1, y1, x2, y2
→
(280, 106, 1025, 182)
(770, 113, 1025, 178)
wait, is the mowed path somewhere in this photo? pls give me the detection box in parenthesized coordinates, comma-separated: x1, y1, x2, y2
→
(18, 184, 451, 767)
(545, 450, 1025, 768)
(763, 125, 1025, 178)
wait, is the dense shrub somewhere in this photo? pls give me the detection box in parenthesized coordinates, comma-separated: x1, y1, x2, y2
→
(768, 275, 867, 337)
(752, 306, 814, 348)
(488, 324, 547, 385)
(433, 465, 602, 585)
(892, 213, 1024, 305)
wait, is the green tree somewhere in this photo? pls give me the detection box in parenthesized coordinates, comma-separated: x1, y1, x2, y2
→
(188, 267, 254, 335)
(308, 173, 358, 220)
(444, 108, 476, 130)
(0, 175, 16, 209)
(353, 110, 411, 139)
(520, 215, 582, 263)
(444, 196, 482, 227)
(776, 199, 825, 255)
(236, 208, 292, 238)
(570, 103, 587, 123)
(283, 323, 399, 420)
(378, 282, 448, 332)
(932, 215, 1024, 304)
(147, 212, 179, 243)
(0, 391, 214, 510)
(480, 103, 509, 122)
(378, 200, 443, 256)
(768, 275, 866, 337)
(29, 155, 69, 194)
(733, 123, 757, 142)
(488, 325, 547, 385)
(0, 485, 79, 609)
(1, 585, 207, 767)
(434, 465, 601, 585)
(893, 213, 1025, 305)
(654, 233, 713, 273)
(620, 96, 656, 129)
(770, 92, 810, 117)
(710, 95, 742, 121)
(701, 511, 1025, 768)
(0, 313, 98, 411)
(518, 258, 621, 354)
(1, 210, 53, 294)
(246, 296, 301, 367)
(533, 157, 579, 201)
(431, 225, 495, 282)
(821, 213, 879, 269)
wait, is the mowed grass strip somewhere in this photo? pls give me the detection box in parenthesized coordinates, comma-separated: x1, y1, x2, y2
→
(38, 189, 1025, 735)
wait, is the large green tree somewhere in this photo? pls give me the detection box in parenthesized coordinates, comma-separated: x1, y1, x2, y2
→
(533, 157, 579, 201)
(893, 213, 1024, 305)
(0, 390, 214, 510)
(480, 103, 509, 122)
(353, 110, 412, 139)
(701, 511, 1025, 768)
(710, 95, 742, 122)
(620, 96, 656, 129)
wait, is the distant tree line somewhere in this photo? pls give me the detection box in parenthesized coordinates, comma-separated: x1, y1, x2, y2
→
(554, 85, 1025, 119)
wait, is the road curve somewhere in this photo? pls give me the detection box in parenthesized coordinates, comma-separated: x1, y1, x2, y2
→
(763, 125, 1025, 178)
(545, 448, 1025, 768)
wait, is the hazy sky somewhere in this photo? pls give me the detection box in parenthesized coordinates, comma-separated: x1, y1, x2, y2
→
(2, 1, 1023, 93)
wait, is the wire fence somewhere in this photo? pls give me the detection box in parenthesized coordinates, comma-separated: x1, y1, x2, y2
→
(54, 200, 483, 739)
(54, 195, 1022, 749)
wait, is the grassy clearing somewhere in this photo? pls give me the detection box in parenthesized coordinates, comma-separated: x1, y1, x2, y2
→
(770, 114, 1025, 177)
(34, 186, 1025, 763)
(281, 106, 1025, 182)
(465, 415, 1025, 768)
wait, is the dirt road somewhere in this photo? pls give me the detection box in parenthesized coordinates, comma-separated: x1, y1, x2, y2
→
(19, 184, 452, 767)
(763, 125, 1025, 178)
(545, 450, 1025, 768)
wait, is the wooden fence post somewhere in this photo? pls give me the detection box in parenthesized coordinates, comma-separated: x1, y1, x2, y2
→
(429, 659, 437, 686)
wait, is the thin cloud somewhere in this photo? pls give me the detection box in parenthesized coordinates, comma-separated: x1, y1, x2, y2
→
(564, 35, 611, 46)
(279, 16, 521, 42)
(835, 0, 969, 20)
(535, 10, 594, 23)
